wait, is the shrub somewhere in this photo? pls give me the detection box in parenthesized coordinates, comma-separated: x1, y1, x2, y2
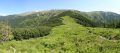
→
(13, 26, 51, 40)
(0, 23, 13, 42)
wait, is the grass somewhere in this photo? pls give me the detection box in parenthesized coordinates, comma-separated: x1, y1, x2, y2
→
(0, 16, 120, 53)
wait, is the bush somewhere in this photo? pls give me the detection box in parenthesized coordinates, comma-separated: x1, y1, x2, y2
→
(13, 26, 51, 40)
(0, 23, 13, 42)
(99, 31, 120, 40)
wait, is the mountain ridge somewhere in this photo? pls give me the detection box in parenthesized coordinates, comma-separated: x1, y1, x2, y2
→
(0, 9, 120, 28)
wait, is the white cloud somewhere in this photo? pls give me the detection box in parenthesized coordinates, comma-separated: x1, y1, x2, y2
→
(0, 13, 7, 16)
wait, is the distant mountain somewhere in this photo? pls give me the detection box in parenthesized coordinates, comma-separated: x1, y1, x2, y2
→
(0, 10, 65, 27)
(0, 9, 120, 28)
(86, 11, 120, 27)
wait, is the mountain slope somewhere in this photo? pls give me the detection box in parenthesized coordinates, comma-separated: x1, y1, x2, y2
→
(1, 10, 120, 40)
(0, 10, 64, 27)
(0, 16, 120, 53)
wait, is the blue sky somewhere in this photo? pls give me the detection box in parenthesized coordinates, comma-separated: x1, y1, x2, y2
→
(0, 0, 120, 15)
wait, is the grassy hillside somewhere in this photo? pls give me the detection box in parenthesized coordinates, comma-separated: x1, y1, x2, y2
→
(0, 16, 120, 53)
